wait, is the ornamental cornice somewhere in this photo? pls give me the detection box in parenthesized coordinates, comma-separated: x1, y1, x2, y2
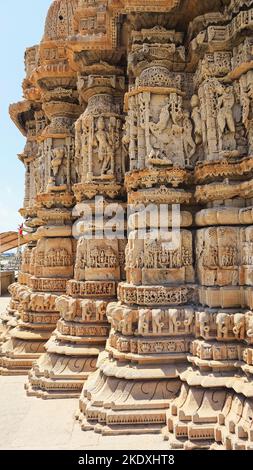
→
(73, 182, 124, 201)
(109, 0, 181, 12)
(125, 167, 193, 191)
(29, 64, 76, 89)
(128, 187, 193, 205)
(9, 100, 37, 137)
(194, 156, 253, 184)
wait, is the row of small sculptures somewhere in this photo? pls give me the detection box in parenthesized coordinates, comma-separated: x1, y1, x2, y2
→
(107, 302, 253, 341)
(10, 281, 253, 342)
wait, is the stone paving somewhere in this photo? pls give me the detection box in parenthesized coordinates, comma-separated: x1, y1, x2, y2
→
(0, 297, 168, 450)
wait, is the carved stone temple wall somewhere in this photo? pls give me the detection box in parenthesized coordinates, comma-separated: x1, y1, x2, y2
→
(2, 0, 253, 450)
(164, 1, 253, 449)
(25, 31, 127, 397)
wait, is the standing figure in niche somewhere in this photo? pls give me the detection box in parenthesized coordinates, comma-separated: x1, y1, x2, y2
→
(75, 119, 82, 179)
(125, 98, 138, 169)
(109, 116, 120, 175)
(122, 119, 130, 155)
(51, 146, 67, 185)
(217, 87, 235, 136)
(191, 94, 203, 145)
(81, 122, 89, 158)
(110, 117, 121, 150)
(122, 118, 132, 171)
(241, 83, 253, 128)
(93, 116, 113, 176)
(149, 99, 172, 161)
(70, 144, 77, 185)
(182, 111, 196, 164)
(149, 100, 171, 138)
(241, 83, 253, 155)
(35, 146, 44, 193)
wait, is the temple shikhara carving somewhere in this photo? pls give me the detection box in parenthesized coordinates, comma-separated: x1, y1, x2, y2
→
(2, 0, 253, 450)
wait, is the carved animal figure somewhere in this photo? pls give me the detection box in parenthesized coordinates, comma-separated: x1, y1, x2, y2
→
(138, 309, 151, 335)
(30, 294, 46, 312)
(152, 309, 164, 334)
(96, 301, 107, 321)
(44, 294, 55, 311)
(233, 313, 245, 340)
(121, 307, 137, 335)
(68, 298, 78, 320)
(216, 313, 230, 340)
(128, 44, 150, 69)
(198, 311, 211, 338)
(183, 308, 194, 333)
(18, 290, 31, 312)
(169, 309, 182, 333)
(246, 312, 253, 339)
(55, 295, 71, 319)
(106, 302, 123, 330)
(20, 290, 31, 307)
(81, 299, 94, 321)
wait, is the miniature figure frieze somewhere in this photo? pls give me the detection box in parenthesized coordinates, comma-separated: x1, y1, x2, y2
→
(126, 229, 194, 285)
(74, 238, 122, 281)
(196, 226, 253, 287)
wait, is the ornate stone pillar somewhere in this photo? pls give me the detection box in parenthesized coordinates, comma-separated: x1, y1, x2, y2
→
(0, 98, 79, 375)
(0, 97, 42, 373)
(0, 97, 38, 351)
(78, 26, 196, 435)
(26, 59, 126, 397)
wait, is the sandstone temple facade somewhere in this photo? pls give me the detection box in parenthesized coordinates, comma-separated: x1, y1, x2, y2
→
(1, 0, 253, 450)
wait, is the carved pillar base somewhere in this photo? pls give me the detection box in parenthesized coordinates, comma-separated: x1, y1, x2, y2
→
(77, 351, 181, 435)
(0, 279, 33, 374)
(25, 274, 117, 398)
(164, 382, 253, 450)
(0, 282, 61, 375)
(0, 246, 35, 370)
(164, 384, 229, 449)
(26, 351, 98, 399)
(0, 335, 46, 376)
(0, 271, 68, 375)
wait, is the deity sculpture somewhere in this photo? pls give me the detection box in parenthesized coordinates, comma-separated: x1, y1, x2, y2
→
(93, 116, 113, 176)
(50, 146, 67, 186)
(217, 86, 236, 140)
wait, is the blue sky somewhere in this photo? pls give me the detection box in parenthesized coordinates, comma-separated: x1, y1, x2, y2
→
(0, 1, 52, 233)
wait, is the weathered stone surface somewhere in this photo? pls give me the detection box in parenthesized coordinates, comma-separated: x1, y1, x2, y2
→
(2, 0, 253, 450)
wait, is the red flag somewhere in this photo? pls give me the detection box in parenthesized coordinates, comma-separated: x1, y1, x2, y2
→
(18, 223, 24, 236)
